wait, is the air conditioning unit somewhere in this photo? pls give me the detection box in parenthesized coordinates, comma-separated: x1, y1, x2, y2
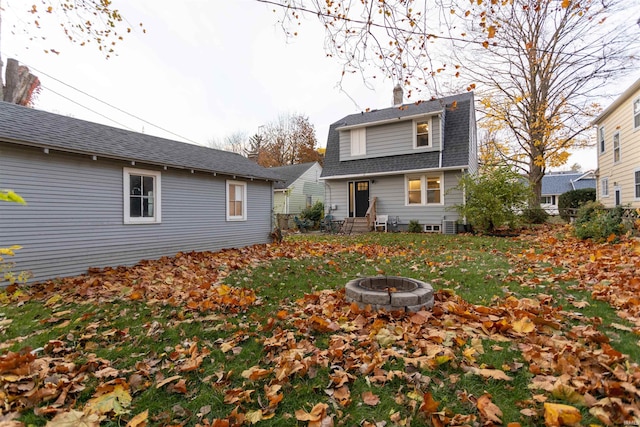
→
(443, 220, 457, 234)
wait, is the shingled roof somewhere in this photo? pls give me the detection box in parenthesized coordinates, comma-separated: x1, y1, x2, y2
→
(270, 162, 319, 190)
(0, 101, 281, 181)
(321, 92, 474, 178)
(541, 172, 596, 195)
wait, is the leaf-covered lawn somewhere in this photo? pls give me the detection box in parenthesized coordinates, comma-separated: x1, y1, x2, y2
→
(1, 225, 639, 426)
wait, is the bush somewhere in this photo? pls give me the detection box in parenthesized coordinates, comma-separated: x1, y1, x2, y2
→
(558, 188, 596, 222)
(520, 207, 549, 224)
(573, 201, 624, 241)
(453, 167, 531, 233)
(300, 201, 324, 226)
(407, 220, 422, 233)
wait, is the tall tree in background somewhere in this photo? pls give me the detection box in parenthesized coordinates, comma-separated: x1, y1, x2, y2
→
(449, 0, 638, 206)
(258, 113, 322, 167)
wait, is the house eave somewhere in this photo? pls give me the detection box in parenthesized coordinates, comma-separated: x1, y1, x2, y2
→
(335, 110, 443, 131)
(0, 138, 279, 182)
(320, 165, 468, 180)
(592, 78, 640, 125)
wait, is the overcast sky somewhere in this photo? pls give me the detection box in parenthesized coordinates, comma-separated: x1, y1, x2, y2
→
(2, 0, 636, 171)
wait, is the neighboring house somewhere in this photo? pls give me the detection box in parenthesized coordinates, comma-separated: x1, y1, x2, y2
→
(593, 77, 640, 208)
(270, 162, 324, 214)
(320, 86, 477, 233)
(540, 171, 596, 215)
(0, 101, 281, 283)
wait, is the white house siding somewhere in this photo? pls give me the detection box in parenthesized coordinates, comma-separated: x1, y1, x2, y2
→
(339, 115, 442, 161)
(595, 80, 640, 208)
(324, 170, 463, 226)
(0, 143, 273, 283)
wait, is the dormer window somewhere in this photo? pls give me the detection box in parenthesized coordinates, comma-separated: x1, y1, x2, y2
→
(414, 118, 431, 148)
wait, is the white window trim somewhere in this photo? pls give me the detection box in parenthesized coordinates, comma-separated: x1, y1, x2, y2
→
(350, 128, 366, 157)
(633, 97, 640, 131)
(601, 177, 609, 198)
(613, 131, 621, 164)
(226, 180, 247, 221)
(123, 167, 161, 224)
(413, 117, 432, 149)
(634, 169, 640, 200)
(404, 173, 444, 206)
(598, 126, 605, 153)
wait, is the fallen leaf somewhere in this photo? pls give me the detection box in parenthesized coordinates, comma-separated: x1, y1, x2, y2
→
(361, 391, 380, 406)
(45, 409, 103, 427)
(477, 394, 503, 423)
(543, 402, 581, 427)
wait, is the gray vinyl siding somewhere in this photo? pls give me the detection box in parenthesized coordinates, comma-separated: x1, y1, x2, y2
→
(0, 143, 272, 283)
(324, 170, 463, 225)
(273, 163, 325, 214)
(339, 115, 442, 161)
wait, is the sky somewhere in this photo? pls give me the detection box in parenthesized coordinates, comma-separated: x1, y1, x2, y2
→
(1, 0, 637, 171)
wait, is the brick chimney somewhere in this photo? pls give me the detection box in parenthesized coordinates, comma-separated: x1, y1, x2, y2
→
(393, 84, 403, 106)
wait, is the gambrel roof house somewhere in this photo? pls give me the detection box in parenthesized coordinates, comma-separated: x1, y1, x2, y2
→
(0, 101, 282, 283)
(593, 77, 640, 208)
(270, 162, 324, 215)
(321, 88, 477, 233)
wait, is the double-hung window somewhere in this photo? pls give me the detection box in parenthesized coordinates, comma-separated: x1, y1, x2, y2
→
(601, 177, 609, 197)
(227, 180, 247, 221)
(123, 168, 161, 224)
(635, 170, 640, 199)
(613, 132, 621, 163)
(634, 98, 640, 130)
(406, 174, 442, 205)
(414, 118, 431, 148)
(598, 126, 605, 153)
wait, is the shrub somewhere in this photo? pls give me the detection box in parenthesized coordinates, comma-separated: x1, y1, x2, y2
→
(520, 207, 549, 224)
(407, 220, 422, 233)
(452, 167, 531, 233)
(300, 201, 324, 226)
(573, 201, 624, 241)
(558, 188, 596, 222)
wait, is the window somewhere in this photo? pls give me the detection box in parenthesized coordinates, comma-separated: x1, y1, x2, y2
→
(227, 180, 247, 221)
(598, 126, 605, 153)
(306, 195, 312, 208)
(408, 178, 422, 204)
(123, 168, 161, 224)
(634, 98, 640, 130)
(414, 118, 431, 148)
(635, 170, 640, 199)
(406, 174, 442, 205)
(541, 195, 555, 205)
(601, 177, 609, 197)
(350, 128, 366, 156)
(613, 132, 621, 163)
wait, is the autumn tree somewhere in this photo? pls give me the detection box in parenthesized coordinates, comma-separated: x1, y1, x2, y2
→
(257, 113, 323, 167)
(448, 0, 639, 206)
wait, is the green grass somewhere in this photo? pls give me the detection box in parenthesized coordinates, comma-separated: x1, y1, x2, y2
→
(1, 229, 637, 426)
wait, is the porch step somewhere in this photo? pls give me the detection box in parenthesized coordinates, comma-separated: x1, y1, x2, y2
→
(341, 217, 371, 234)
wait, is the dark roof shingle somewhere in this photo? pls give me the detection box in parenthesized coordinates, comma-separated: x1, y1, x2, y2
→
(321, 92, 474, 178)
(0, 101, 281, 181)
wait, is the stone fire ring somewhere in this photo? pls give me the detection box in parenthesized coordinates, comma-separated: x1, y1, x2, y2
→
(345, 276, 434, 312)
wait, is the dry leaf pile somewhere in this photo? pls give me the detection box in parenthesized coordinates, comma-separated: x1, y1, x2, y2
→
(1, 227, 640, 426)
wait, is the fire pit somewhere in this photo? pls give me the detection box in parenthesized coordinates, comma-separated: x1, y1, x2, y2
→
(345, 276, 434, 312)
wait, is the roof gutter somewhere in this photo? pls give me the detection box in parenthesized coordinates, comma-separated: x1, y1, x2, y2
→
(0, 138, 279, 182)
(320, 164, 469, 181)
(336, 110, 443, 131)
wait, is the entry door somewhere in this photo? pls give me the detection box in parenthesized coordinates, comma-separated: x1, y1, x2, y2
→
(354, 181, 370, 217)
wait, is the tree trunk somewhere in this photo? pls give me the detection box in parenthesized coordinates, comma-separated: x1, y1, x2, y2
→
(3, 58, 40, 106)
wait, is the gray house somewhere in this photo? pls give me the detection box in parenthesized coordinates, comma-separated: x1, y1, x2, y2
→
(541, 171, 596, 215)
(0, 101, 281, 283)
(271, 162, 324, 215)
(321, 88, 477, 233)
